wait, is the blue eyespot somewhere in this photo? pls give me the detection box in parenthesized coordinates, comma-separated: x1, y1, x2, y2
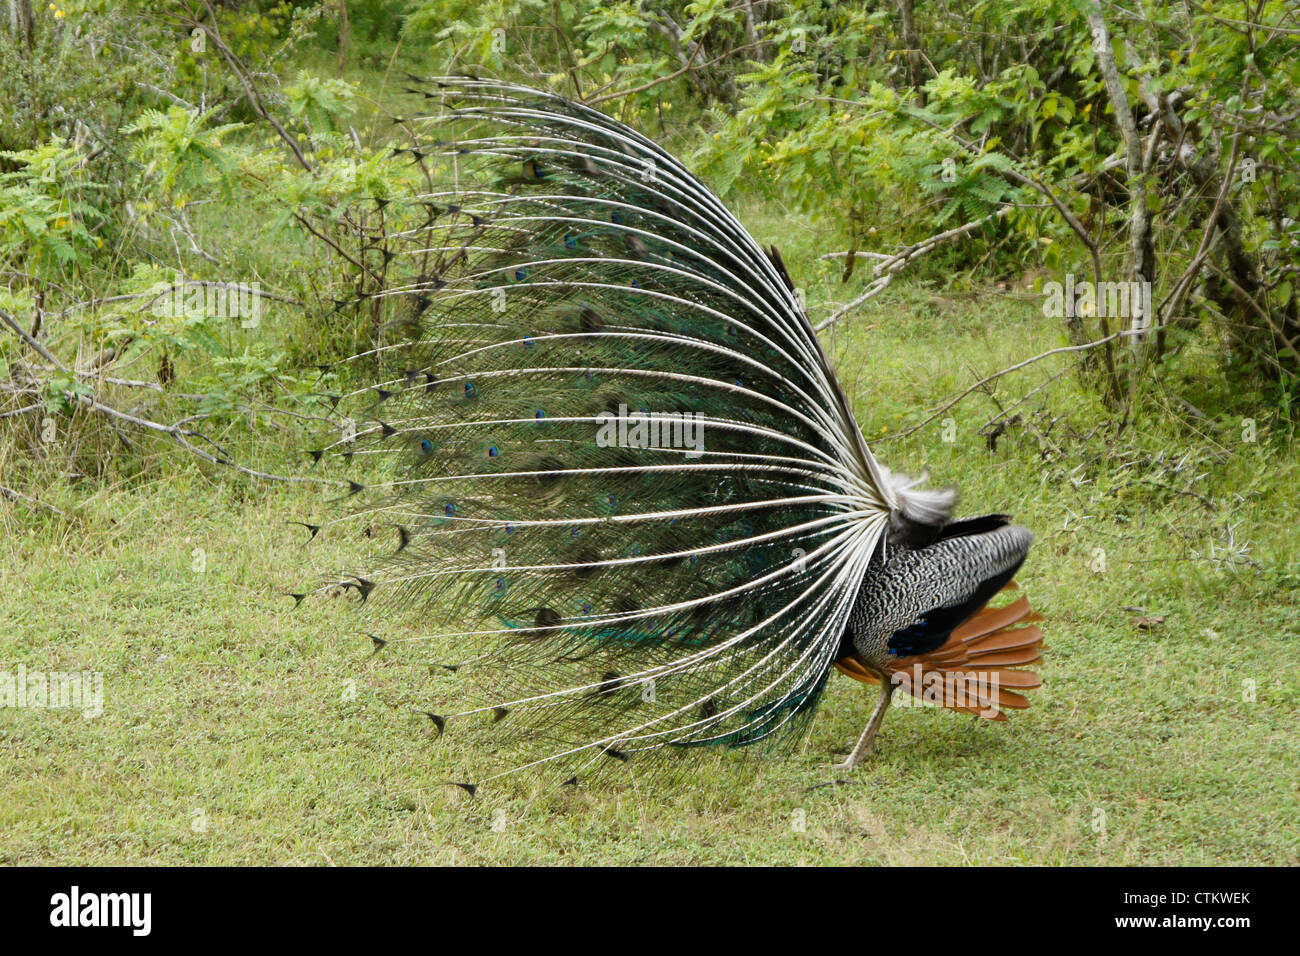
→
(464, 382, 476, 398)
(487, 445, 499, 458)
(494, 577, 506, 593)
(514, 267, 528, 281)
(534, 409, 546, 420)
(611, 210, 624, 224)
(419, 438, 433, 455)
(564, 233, 577, 249)
(443, 502, 456, 516)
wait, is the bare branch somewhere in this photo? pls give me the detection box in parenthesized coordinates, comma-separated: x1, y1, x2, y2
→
(878, 329, 1144, 442)
(1, 484, 72, 519)
(196, 0, 312, 172)
(815, 207, 1012, 331)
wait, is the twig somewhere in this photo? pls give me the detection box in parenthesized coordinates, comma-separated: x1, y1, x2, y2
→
(72, 394, 336, 487)
(587, 38, 705, 105)
(0, 404, 43, 420)
(0, 309, 71, 372)
(979, 363, 1076, 434)
(0, 484, 72, 519)
(196, 0, 312, 172)
(819, 251, 893, 261)
(878, 329, 1143, 442)
(814, 207, 1012, 331)
(51, 281, 304, 318)
(1131, 478, 1215, 511)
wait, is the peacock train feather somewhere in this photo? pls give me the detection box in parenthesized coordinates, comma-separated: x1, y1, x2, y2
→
(299, 77, 1044, 788)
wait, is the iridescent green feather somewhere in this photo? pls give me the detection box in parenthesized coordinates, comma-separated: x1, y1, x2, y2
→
(309, 78, 918, 785)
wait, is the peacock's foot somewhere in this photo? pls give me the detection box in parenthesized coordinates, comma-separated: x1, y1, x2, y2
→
(833, 728, 883, 771)
(832, 748, 873, 772)
(834, 681, 892, 771)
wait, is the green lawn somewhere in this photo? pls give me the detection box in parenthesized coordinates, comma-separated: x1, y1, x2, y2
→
(2, 218, 1297, 864)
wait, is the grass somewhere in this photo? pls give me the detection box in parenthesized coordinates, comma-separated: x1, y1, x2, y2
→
(2, 194, 1297, 865)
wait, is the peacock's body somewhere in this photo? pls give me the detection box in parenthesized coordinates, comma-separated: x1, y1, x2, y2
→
(306, 77, 1044, 786)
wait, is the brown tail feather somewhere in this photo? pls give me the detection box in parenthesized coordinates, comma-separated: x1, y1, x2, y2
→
(834, 583, 1044, 721)
(968, 624, 1044, 653)
(951, 594, 1033, 641)
(957, 647, 1042, 668)
(926, 625, 1044, 664)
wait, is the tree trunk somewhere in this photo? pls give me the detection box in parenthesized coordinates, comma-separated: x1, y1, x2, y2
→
(336, 0, 350, 77)
(898, 0, 925, 104)
(1086, 3, 1155, 351)
(10, 0, 35, 52)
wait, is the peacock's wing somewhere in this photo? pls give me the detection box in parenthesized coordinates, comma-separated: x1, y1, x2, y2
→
(315, 77, 916, 785)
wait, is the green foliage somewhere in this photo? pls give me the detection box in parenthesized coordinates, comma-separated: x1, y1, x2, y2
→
(123, 107, 247, 202)
(284, 71, 358, 137)
(1, 0, 1296, 489)
(0, 139, 107, 278)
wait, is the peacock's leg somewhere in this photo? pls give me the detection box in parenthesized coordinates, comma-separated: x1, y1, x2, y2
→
(834, 679, 893, 771)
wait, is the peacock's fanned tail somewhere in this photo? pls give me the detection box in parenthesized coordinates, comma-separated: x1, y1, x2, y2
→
(308, 77, 947, 786)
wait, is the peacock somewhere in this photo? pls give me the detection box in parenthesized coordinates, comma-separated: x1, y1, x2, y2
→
(300, 77, 1045, 789)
